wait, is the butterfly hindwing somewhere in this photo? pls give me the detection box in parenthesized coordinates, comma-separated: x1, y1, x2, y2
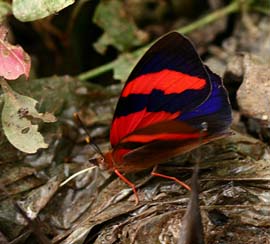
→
(111, 120, 202, 172)
(111, 120, 227, 173)
(178, 65, 232, 133)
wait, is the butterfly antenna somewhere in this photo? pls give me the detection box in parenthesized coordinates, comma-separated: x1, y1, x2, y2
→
(59, 113, 104, 187)
(73, 112, 104, 157)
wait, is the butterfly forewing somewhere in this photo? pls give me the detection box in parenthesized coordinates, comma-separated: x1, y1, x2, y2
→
(110, 32, 213, 147)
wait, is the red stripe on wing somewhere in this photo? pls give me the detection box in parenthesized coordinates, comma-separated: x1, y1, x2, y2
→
(121, 132, 203, 144)
(113, 148, 130, 165)
(110, 109, 180, 147)
(122, 69, 207, 97)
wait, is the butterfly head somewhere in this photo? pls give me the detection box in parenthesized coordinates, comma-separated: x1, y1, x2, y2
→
(89, 151, 114, 171)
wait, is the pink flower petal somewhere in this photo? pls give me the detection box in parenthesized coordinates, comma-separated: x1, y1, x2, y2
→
(0, 25, 31, 80)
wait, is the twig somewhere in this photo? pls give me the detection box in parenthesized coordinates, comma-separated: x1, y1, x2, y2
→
(253, 6, 270, 15)
(0, 77, 10, 94)
(66, 0, 92, 36)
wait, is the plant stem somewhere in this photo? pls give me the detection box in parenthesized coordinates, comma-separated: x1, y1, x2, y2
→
(77, 1, 239, 81)
(253, 6, 270, 15)
(0, 77, 10, 94)
(78, 61, 117, 81)
(0, 78, 18, 103)
(178, 1, 239, 34)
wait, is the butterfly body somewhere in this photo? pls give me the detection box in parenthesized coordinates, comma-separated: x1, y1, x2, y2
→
(99, 32, 232, 174)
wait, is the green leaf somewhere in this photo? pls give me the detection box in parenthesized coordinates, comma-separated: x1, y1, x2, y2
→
(1, 81, 56, 153)
(0, 1, 12, 23)
(93, 0, 148, 53)
(12, 0, 75, 22)
(113, 51, 143, 81)
(251, 0, 270, 15)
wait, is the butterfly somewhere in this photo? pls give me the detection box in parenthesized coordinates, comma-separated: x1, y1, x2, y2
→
(91, 32, 232, 203)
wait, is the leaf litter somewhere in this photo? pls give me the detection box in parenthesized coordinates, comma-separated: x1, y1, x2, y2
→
(1, 6, 270, 244)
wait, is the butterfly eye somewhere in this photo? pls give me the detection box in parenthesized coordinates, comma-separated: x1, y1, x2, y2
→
(89, 154, 107, 170)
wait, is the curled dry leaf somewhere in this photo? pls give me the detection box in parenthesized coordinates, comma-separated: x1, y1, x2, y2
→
(0, 25, 31, 80)
(236, 54, 270, 125)
(16, 176, 60, 222)
(1, 81, 57, 154)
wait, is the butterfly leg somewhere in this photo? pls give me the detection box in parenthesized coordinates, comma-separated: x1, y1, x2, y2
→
(151, 170, 191, 191)
(113, 168, 139, 205)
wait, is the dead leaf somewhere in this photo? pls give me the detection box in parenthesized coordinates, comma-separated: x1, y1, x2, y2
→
(16, 176, 60, 221)
(1, 80, 56, 153)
